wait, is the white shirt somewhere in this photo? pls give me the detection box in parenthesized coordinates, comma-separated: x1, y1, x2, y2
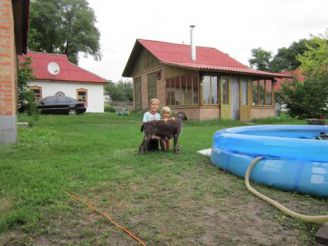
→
(143, 112, 160, 122)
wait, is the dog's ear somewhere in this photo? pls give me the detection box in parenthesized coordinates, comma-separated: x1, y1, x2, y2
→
(140, 123, 144, 132)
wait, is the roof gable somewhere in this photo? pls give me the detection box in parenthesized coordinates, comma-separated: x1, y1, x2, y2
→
(18, 52, 107, 84)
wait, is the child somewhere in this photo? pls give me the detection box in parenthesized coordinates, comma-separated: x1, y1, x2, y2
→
(160, 106, 172, 151)
(142, 98, 161, 151)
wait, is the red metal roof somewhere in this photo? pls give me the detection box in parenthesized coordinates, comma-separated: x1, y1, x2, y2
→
(18, 52, 107, 84)
(123, 39, 290, 78)
(274, 69, 305, 90)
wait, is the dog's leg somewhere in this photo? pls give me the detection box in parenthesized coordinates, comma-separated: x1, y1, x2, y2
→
(139, 135, 151, 154)
(173, 134, 181, 154)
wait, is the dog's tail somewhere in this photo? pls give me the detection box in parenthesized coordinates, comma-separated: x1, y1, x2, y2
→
(140, 123, 144, 132)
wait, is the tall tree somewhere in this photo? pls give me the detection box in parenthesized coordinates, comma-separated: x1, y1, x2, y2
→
(270, 39, 312, 72)
(28, 0, 101, 64)
(104, 80, 133, 101)
(248, 48, 272, 71)
(298, 30, 328, 76)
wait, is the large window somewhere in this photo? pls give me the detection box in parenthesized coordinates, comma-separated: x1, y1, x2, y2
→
(77, 88, 88, 106)
(166, 73, 199, 106)
(220, 78, 229, 105)
(202, 75, 218, 104)
(252, 80, 273, 106)
(241, 80, 248, 105)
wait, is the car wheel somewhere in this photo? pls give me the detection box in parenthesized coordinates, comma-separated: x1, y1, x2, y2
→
(68, 108, 77, 115)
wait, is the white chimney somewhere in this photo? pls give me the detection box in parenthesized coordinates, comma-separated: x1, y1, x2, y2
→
(190, 25, 196, 61)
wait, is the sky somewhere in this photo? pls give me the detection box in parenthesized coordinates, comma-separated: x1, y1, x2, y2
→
(78, 0, 328, 82)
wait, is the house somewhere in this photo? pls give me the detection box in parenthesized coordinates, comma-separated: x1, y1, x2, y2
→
(0, 0, 29, 144)
(18, 52, 107, 112)
(274, 69, 305, 91)
(122, 38, 291, 121)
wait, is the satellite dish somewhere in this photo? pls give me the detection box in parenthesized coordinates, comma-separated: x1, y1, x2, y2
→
(47, 62, 60, 75)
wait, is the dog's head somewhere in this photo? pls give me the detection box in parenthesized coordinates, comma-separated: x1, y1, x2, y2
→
(176, 112, 187, 122)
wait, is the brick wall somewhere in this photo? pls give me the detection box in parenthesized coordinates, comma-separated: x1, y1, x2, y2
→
(251, 107, 275, 119)
(0, 0, 17, 144)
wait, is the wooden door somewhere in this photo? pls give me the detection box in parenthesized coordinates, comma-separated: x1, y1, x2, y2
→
(239, 79, 251, 121)
(230, 78, 240, 120)
(220, 77, 230, 119)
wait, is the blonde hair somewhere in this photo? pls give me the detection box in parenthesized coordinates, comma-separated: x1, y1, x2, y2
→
(149, 98, 160, 107)
(161, 106, 171, 114)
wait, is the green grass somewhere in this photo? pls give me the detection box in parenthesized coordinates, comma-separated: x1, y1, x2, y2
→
(0, 113, 326, 245)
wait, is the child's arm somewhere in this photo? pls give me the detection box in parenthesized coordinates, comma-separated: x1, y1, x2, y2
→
(142, 112, 149, 122)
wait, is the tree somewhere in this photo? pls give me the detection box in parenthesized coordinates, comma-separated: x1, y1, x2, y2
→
(104, 80, 133, 102)
(270, 39, 311, 72)
(298, 30, 328, 76)
(28, 0, 101, 64)
(248, 48, 272, 71)
(277, 72, 328, 118)
(17, 57, 34, 112)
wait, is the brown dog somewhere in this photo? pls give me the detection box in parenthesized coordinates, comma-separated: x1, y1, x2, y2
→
(139, 112, 187, 154)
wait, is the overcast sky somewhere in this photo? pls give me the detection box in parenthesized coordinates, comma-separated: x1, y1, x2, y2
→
(78, 0, 328, 82)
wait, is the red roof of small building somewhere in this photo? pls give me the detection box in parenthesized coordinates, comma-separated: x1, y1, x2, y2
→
(274, 69, 305, 91)
(18, 52, 107, 84)
(122, 39, 291, 79)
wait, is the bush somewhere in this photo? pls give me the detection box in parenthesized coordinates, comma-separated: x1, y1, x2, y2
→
(104, 104, 116, 113)
(277, 72, 328, 119)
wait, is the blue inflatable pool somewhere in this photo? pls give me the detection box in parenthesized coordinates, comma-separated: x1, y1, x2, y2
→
(211, 125, 328, 197)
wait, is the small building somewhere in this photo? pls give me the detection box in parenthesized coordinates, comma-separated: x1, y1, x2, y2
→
(122, 39, 290, 121)
(19, 52, 107, 112)
(274, 69, 305, 91)
(0, 0, 29, 144)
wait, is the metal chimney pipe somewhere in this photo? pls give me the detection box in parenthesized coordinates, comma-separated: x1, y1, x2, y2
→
(190, 25, 196, 61)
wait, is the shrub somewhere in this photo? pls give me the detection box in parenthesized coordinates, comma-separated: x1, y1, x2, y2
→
(104, 104, 116, 113)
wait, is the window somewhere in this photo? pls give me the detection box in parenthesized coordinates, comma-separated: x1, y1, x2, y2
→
(252, 80, 273, 106)
(134, 77, 141, 110)
(252, 80, 259, 105)
(148, 73, 156, 101)
(265, 80, 273, 105)
(202, 75, 218, 104)
(241, 80, 248, 105)
(220, 78, 229, 105)
(30, 86, 42, 102)
(77, 88, 88, 106)
(165, 73, 199, 106)
(259, 80, 265, 105)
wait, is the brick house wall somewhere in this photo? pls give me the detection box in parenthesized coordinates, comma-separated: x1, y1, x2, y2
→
(0, 0, 17, 144)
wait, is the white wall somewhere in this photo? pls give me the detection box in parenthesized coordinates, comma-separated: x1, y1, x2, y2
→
(28, 81, 104, 113)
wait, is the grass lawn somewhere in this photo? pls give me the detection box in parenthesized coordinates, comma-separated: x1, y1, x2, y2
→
(0, 113, 327, 245)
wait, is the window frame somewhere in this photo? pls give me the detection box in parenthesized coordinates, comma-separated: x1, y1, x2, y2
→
(76, 88, 88, 106)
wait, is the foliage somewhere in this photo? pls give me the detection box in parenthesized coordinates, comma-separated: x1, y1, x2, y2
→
(28, 0, 101, 64)
(104, 104, 116, 113)
(277, 72, 328, 118)
(248, 48, 272, 71)
(298, 30, 328, 76)
(104, 80, 133, 101)
(17, 57, 34, 111)
(270, 39, 311, 72)
(249, 39, 312, 72)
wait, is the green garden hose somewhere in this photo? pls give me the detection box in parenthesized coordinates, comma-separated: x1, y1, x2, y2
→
(245, 156, 328, 224)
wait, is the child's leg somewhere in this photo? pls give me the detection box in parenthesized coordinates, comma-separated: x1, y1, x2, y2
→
(160, 139, 166, 151)
(166, 139, 170, 150)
